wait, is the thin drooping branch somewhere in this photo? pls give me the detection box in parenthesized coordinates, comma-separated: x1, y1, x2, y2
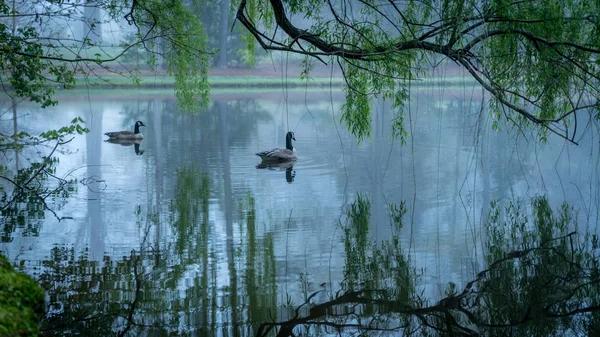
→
(457, 58, 580, 144)
(461, 28, 600, 55)
(1, 137, 75, 221)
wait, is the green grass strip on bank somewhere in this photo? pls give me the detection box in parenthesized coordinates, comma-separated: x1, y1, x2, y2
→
(73, 74, 475, 88)
(74, 75, 346, 87)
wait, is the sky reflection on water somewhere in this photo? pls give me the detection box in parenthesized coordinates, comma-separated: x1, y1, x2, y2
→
(1, 87, 598, 335)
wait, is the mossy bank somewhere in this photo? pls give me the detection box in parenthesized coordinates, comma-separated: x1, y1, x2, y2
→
(0, 254, 45, 337)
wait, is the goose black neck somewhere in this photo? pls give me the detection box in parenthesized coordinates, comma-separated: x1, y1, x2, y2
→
(286, 133, 294, 150)
(134, 123, 140, 134)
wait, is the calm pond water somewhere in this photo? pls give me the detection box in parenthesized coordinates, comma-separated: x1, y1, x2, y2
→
(1, 85, 599, 336)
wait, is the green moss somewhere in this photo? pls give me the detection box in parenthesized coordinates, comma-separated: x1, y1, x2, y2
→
(0, 254, 45, 337)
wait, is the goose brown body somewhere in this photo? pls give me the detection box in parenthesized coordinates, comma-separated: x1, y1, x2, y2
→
(104, 121, 146, 140)
(256, 131, 297, 162)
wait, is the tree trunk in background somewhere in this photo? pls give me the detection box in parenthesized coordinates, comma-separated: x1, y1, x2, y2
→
(217, 0, 230, 68)
(11, 97, 19, 171)
(84, 0, 102, 44)
(11, 1, 18, 170)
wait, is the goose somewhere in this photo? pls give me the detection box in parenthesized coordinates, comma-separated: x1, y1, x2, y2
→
(104, 121, 146, 140)
(256, 131, 297, 162)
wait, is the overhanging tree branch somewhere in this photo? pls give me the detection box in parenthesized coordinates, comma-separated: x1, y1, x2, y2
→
(235, 0, 600, 144)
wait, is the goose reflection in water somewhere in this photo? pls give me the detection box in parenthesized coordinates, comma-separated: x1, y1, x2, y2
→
(256, 161, 296, 183)
(105, 138, 145, 155)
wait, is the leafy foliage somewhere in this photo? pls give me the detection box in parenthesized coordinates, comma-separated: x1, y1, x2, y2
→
(0, 121, 82, 242)
(0, 0, 211, 113)
(0, 253, 45, 337)
(0, 17, 75, 108)
(236, 0, 600, 143)
(139, 0, 211, 110)
(0, 117, 87, 152)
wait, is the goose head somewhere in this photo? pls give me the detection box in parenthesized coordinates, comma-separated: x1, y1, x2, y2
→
(134, 120, 146, 133)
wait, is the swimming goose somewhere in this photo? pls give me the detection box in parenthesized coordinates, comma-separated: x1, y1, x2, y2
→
(256, 131, 297, 162)
(104, 121, 146, 140)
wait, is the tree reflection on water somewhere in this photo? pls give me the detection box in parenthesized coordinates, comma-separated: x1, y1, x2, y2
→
(257, 195, 600, 337)
(4, 165, 600, 336)
(37, 167, 277, 336)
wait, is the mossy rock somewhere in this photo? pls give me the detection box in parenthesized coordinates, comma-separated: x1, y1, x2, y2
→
(0, 253, 45, 337)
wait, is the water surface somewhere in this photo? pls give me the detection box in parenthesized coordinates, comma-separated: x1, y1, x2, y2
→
(1, 86, 598, 335)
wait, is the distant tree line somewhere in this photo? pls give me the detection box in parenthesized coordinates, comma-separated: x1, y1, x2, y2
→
(0, 0, 599, 143)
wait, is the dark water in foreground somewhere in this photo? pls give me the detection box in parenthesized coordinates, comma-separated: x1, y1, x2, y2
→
(1, 87, 599, 336)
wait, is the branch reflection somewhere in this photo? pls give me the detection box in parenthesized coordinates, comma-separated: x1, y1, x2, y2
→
(257, 195, 600, 337)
